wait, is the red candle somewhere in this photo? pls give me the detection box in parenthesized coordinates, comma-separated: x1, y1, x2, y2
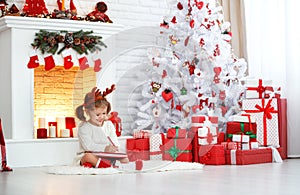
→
(65, 117, 76, 137)
(37, 128, 47, 139)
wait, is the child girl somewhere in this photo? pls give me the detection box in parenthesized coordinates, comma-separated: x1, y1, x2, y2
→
(74, 85, 129, 168)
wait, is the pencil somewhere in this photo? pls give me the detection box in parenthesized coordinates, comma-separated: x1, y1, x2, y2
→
(107, 136, 116, 146)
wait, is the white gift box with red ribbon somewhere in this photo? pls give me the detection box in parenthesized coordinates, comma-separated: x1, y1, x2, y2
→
(242, 98, 280, 147)
(197, 117, 218, 145)
(245, 79, 273, 99)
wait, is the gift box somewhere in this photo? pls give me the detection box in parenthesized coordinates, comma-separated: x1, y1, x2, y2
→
(167, 127, 186, 139)
(127, 150, 150, 162)
(277, 98, 287, 159)
(198, 126, 218, 145)
(232, 134, 250, 143)
(199, 144, 226, 165)
(245, 79, 273, 99)
(221, 142, 241, 150)
(232, 114, 256, 123)
(226, 122, 257, 141)
(242, 98, 279, 147)
(126, 138, 150, 151)
(225, 148, 272, 165)
(149, 133, 165, 160)
(187, 130, 199, 162)
(162, 138, 193, 162)
(191, 115, 218, 133)
(126, 138, 150, 162)
(133, 130, 152, 139)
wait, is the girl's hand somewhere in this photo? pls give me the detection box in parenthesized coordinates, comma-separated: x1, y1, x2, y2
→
(104, 145, 119, 153)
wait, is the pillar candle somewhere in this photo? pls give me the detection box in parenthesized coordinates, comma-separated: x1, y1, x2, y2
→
(38, 117, 46, 128)
(56, 117, 66, 138)
(49, 125, 56, 138)
(60, 129, 70, 138)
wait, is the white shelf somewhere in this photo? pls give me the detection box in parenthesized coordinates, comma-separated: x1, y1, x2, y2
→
(0, 16, 124, 36)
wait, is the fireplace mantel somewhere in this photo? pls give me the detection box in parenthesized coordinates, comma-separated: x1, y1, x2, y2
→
(0, 16, 124, 140)
(0, 16, 124, 35)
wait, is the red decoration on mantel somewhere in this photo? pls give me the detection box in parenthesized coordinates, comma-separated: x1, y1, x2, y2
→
(22, 0, 49, 17)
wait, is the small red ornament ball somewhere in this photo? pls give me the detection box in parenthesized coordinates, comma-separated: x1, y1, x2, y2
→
(177, 2, 183, 10)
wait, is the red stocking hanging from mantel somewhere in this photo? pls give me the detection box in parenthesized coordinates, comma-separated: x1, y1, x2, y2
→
(27, 50, 40, 69)
(0, 118, 13, 172)
(62, 49, 74, 70)
(44, 54, 56, 71)
(78, 54, 90, 71)
(92, 52, 102, 72)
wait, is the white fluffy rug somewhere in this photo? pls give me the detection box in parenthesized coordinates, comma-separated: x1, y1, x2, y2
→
(47, 160, 204, 175)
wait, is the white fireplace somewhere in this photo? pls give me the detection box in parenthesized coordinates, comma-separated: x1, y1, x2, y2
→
(0, 16, 125, 167)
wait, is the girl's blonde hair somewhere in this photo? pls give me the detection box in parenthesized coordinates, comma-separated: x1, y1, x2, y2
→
(75, 85, 115, 121)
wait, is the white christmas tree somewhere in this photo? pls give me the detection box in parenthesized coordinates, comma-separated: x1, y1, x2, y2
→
(129, 0, 247, 134)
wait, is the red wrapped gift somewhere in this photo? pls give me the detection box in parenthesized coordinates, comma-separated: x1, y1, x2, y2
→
(226, 122, 257, 141)
(277, 98, 287, 159)
(199, 144, 226, 165)
(126, 138, 149, 151)
(127, 150, 150, 162)
(162, 138, 193, 162)
(225, 148, 272, 165)
(242, 98, 279, 147)
(167, 127, 186, 139)
(187, 131, 199, 162)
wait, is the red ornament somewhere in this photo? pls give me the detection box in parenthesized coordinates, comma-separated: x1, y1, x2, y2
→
(87, 1, 112, 23)
(219, 90, 226, 100)
(162, 89, 173, 102)
(22, 0, 49, 16)
(190, 19, 195, 28)
(196, 1, 204, 9)
(171, 16, 177, 24)
(184, 36, 190, 46)
(199, 38, 205, 47)
(177, 2, 183, 10)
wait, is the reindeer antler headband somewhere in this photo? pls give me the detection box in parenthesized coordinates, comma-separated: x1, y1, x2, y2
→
(84, 84, 116, 107)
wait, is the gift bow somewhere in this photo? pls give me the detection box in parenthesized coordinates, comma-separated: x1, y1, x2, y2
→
(247, 79, 274, 98)
(164, 139, 191, 161)
(201, 117, 215, 144)
(244, 98, 277, 146)
(227, 122, 256, 140)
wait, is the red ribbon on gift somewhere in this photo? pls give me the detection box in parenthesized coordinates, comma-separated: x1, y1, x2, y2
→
(198, 127, 215, 144)
(247, 79, 274, 98)
(241, 113, 253, 131)
(244, 98, 277, 146)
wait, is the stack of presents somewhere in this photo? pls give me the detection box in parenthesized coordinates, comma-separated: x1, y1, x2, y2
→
(126, 78, 287, 165)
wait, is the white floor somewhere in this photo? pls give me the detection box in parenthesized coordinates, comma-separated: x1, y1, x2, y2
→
(1, 159, 299, 195)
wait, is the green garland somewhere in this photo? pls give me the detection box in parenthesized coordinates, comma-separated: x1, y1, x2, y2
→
(31, 29, 107, 55)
